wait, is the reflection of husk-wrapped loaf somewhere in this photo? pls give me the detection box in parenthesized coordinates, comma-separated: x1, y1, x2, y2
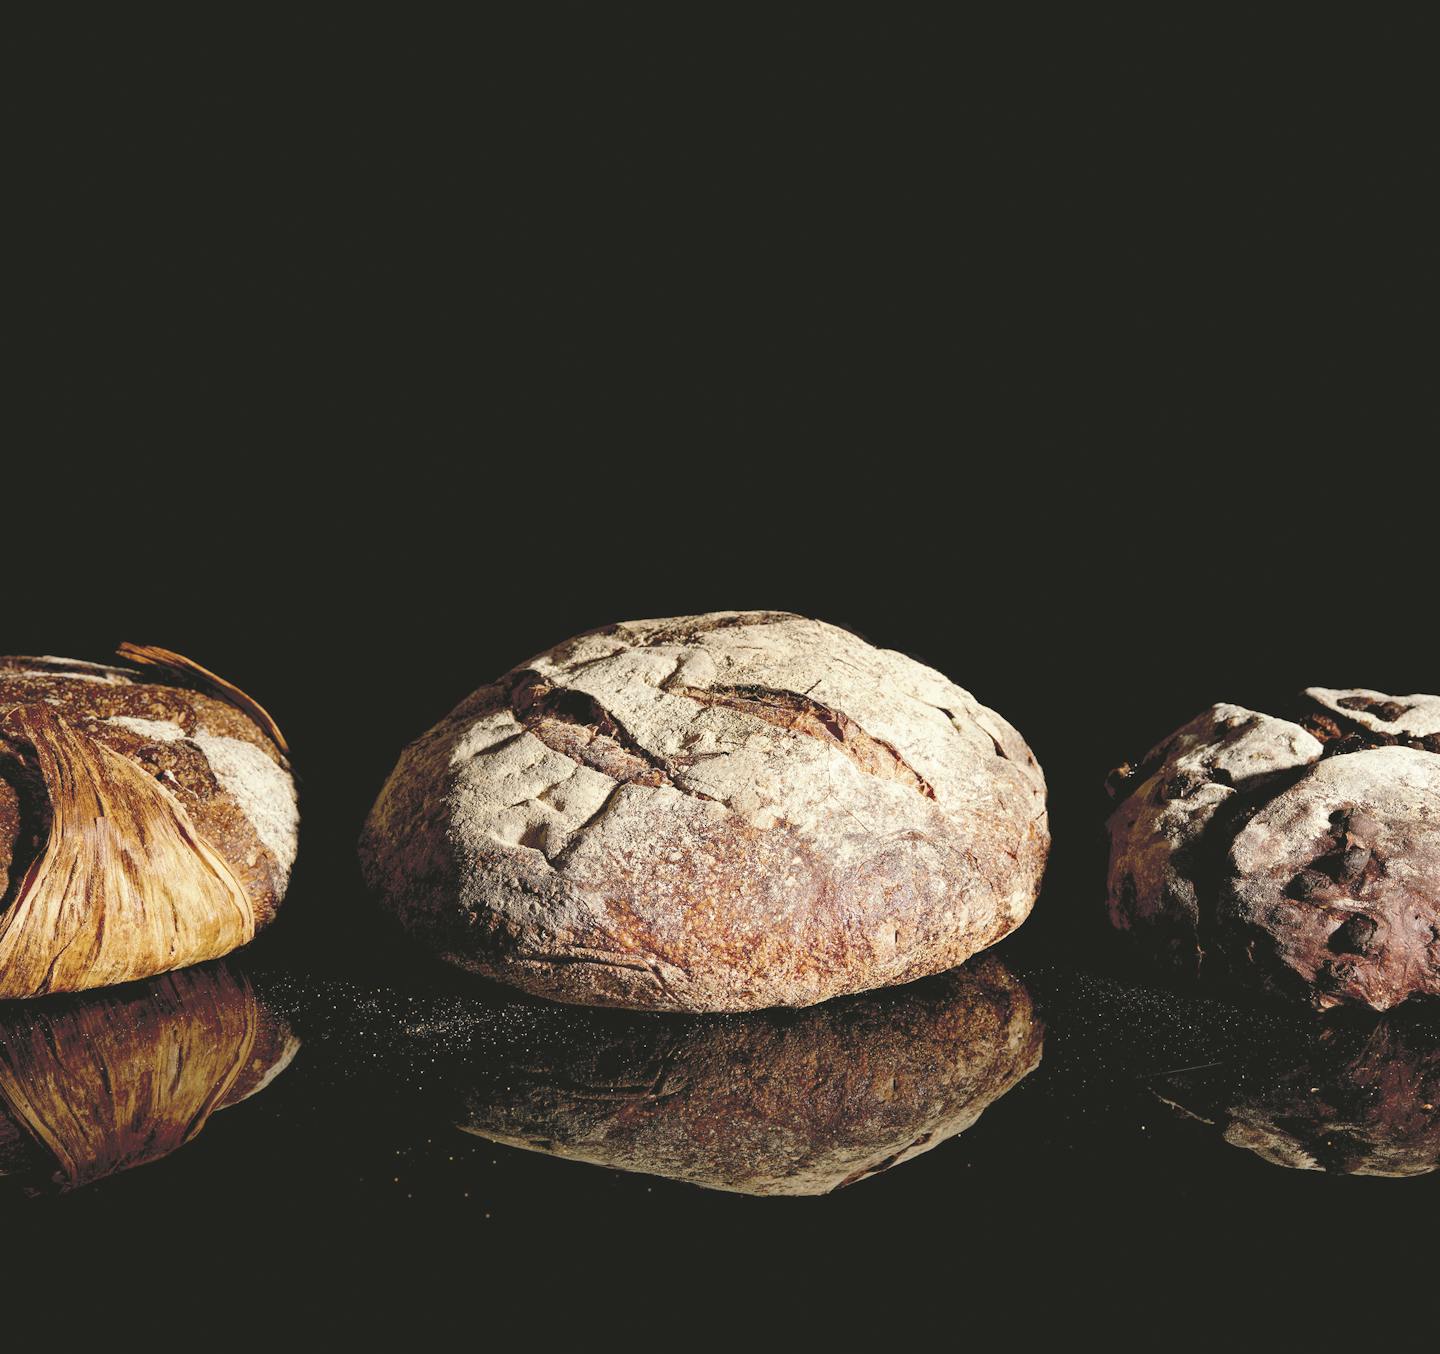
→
(0, 962, 298, 1192)
(1155, 1014, 1440, 1177)
(458, 954, 1040, 1195)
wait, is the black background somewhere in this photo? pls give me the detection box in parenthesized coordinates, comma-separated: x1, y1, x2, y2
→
(8, 5, 1435, 1323)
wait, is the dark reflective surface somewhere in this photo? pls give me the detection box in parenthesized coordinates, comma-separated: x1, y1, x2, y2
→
(3, 901, 1438, 1239)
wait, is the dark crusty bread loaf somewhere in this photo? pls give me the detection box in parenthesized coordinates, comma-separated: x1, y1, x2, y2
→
(0, 648, 297, 998)
(361, 611, 1048, 1012)
(1106, 687, 1440, 1010)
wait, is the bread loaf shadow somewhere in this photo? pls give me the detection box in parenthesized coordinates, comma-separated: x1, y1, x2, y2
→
(456, 952, 1041, 1196)
(0, 961, 298, 1194)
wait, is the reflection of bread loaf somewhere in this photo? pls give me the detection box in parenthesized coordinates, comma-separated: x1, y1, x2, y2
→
(0, 962, 298, 1192)
(1154, 1012, 1440, 1177)
(0, 649, 297, 997)
(456, 953, 1041, 1195)
(362, 611, 1048, 1012)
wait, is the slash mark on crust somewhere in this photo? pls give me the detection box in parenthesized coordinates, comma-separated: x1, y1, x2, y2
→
(677, 684, 936, 800)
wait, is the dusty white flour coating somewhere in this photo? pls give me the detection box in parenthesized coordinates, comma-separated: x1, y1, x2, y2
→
(12, 658, 132, 685)
(107, 716, 186, 742)
(188, 731, 299, 870)
(1106, 704, 1323, 952)
(364, 611, 1050, 1012)
(104, 717, 299, 871)
(1307, 687, 1440, 739)
(454, 613, 1041, 882)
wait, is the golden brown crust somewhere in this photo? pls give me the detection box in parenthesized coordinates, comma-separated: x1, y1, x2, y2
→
(1, 659, 292, 900)
(442, 787, 1046, 1012)
(0, 709, 257, 998)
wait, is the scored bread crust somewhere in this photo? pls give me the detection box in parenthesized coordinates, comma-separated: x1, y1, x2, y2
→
(361, 611, 1048, 1012)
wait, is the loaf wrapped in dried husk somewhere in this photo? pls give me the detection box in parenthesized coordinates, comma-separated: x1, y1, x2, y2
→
(0, 647, 297, 998)
(0, 961, 298, 1192)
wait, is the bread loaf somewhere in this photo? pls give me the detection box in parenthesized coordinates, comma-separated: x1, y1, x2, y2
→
(0, 646, 297, 998)
(361, 611, 1048, 1012)
(1106, 687, 1440, 1010)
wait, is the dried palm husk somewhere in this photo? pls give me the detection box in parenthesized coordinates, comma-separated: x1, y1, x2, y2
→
(0, 707, 256, 999)
(115, 641, 290, 756)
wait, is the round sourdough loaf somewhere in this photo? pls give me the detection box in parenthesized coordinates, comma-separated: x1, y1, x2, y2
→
(361, 611, 1048, 1012)
(0, 647, 297, 998)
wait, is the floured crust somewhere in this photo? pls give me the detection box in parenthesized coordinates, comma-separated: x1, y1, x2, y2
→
(361, 611, 1048, 1012)
(1304, 687, 1440, 740)
(1104, 705, 1324, 970)
(1106, 687, 1440, 1010)
(0, 655, 298, 965)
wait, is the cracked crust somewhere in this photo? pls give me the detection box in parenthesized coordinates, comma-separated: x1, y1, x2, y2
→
(1106, 688, 1440, 1011)
(361, 611, 1049, 1012)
